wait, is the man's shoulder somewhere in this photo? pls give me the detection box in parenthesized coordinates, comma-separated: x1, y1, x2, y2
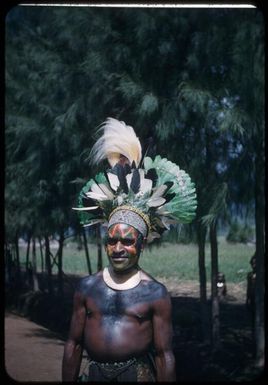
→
(140, 270, 169, 298)
(140, 269, 165, 286)
(76, 271, 103, 292)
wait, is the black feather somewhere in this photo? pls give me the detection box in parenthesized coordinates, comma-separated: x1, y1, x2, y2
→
(164, 181, 174, 193)
(124, 163, 131, 175)
(113, 164, 129, 194)
(164, 192, 176, 204)
(81, 193, 97, 207)
(131, 161, 137, 169)
(81, 198, 103, 215)
(130, 168, 140, 193)
(146, 168, 158, 188)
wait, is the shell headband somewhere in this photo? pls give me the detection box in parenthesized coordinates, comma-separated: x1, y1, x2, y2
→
(108, 205, 150, 237)
(73, 117, 197, 242)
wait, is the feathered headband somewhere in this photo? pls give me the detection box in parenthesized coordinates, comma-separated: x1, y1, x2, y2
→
(73, 117, 197, 242)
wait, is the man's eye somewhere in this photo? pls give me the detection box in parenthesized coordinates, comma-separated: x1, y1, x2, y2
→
(107, 239, 117, 245)
(122, 239, 135, 246)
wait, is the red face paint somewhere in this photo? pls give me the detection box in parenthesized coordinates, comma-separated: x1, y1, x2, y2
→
(106, 223, 142, 273)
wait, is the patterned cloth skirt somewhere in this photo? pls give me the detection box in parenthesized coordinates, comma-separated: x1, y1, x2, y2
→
(78, 354, 156, 382)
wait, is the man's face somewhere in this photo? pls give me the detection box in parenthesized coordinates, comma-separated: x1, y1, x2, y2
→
(106, 223, 143, 273)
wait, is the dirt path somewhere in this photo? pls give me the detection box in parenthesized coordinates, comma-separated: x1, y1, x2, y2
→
(5, 311, 65, 382)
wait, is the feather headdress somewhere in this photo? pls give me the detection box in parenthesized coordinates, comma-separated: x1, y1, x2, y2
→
(90, 118, 142, 167)
(74, 117, 197, 242)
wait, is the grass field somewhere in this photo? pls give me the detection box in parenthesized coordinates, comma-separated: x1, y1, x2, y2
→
(19, 236, 255, 283)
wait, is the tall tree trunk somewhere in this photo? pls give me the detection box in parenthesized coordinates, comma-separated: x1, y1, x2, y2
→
(197, 222, 210, 342)
(38, 237, 44, 273)
(82, 228, 92, 275)
(254, 149, 265, 368)
(25, 233, 31, 271)
(14, 234, 21, 289)
(96, 225, 102, 271)
(32, 238, 39, 291)
(14, 234, 20, 270)
(210, 220, 221, 351)
(44, 235, 53, 295)
(198, 223, 207, 302)
(57, 229, 65, 298)
(5, 243, 13, 286)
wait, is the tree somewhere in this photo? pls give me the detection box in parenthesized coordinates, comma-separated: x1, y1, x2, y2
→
(174, 9, 264, 356)
(31, 238, 39, 291)
(5, 6, 94, 290)
(227, 10, 265, 367)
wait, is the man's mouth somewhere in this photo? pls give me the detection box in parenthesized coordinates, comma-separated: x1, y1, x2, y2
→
(111, 255, 128, 261)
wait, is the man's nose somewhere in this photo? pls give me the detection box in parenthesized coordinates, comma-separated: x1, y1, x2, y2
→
(114, 241, 123, 253)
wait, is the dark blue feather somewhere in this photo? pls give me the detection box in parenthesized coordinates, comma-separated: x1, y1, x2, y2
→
(113, 164, 129, 194)
(130, 168, 140, 193)
(124, 163, 131, 175)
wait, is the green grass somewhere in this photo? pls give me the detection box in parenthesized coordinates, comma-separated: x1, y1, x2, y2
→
(18, 236, 255, 283)
(141, 237, 254, 283)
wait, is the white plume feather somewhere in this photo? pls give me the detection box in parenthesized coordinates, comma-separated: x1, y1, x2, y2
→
(72, 206, 99, 211)
(107, 172, 120, 190)
(90, 117, 142, 167)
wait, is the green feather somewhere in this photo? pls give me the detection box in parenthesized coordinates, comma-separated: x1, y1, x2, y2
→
(77, 172, 107, 225)
(144, 156, 197, 223)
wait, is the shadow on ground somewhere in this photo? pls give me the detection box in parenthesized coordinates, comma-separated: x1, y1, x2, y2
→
(5, 273, 263, 383)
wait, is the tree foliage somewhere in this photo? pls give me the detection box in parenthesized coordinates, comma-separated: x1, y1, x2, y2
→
(5, 6, 264, 262)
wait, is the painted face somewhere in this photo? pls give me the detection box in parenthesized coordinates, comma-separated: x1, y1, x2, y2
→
(106, 223, 143, 273)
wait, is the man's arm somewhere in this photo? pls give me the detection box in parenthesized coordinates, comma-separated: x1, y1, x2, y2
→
(152, 290, 176, 382)
(62, 288, 86, 381)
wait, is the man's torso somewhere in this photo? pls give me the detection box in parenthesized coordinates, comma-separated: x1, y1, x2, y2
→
(77, 271, 167, 362)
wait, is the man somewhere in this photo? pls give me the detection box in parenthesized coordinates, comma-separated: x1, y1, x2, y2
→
(216, 272, 227, 301)
(62, 117, 197, 382)
(62, 220, 175, 381)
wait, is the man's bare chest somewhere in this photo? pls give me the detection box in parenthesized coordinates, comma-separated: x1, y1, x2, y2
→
(80, 277, 165, 319)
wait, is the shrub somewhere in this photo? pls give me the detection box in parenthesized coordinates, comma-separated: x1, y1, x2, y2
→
(226, 222, 254, 244)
